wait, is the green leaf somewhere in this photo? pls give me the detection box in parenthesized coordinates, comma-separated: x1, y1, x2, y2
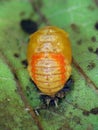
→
(0, 0, 98, 130)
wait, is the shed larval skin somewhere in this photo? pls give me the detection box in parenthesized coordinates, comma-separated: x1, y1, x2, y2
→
(27, 26, 72, 96)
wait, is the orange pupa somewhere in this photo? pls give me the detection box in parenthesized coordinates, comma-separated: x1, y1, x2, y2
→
(27, 26, 72, 97)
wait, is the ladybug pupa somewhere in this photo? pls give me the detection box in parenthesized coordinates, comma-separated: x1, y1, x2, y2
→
(27, 26, 72, 107)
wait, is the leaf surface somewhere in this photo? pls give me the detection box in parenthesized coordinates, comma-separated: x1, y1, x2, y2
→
(0, 0, 98, 130)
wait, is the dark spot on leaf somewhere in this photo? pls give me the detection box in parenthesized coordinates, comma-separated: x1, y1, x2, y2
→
(77, 39, 82, 45)
(30, 97, 33, 100)
(90, 107, 98, 114)
(70, 23, 80, 33)
(21, 59, 28, 68)
(91, 36, 96, 42)
(15, 89, 18, 93)
(14, 53, 20, 58)
(82, 110, 90, 116)
(26, 93, 29, 97)
(20, 19, 38, 34)
(94, 48, 98, 55)
(74, 103, 78, 108)
(95, 22, 98, 30)
(87, 62, 96, 70)
(26, 86, 31, 91)
(88, 47, 94, 53)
